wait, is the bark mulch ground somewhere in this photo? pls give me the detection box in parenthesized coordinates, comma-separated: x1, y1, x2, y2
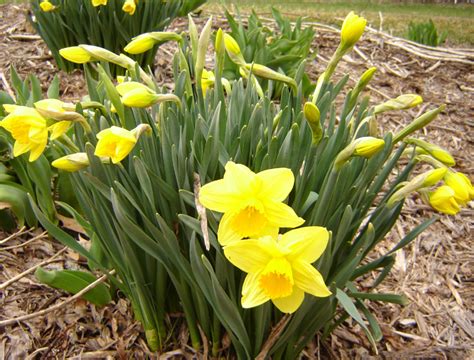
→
(0, 4, 473, 359)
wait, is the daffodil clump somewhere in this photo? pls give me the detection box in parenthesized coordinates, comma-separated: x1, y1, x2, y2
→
(30, 0, 206, 74)
(1, 11, 472, 358)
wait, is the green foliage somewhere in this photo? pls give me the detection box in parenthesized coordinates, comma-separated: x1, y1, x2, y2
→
(29, 0, 207, 74)
(35, 267, 112, 306)
(224, 8, 315, 97)
(407, 19, 447, 47)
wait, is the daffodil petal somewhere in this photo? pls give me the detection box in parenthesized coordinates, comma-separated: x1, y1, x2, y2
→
(28, 139, 47, 161)
(241, 272, 269, 308)
(292, 260, 331, 298)
(280, 226, 329, 263)
(199, 179, 242, 213)
(223, 161, 256, 193)
(217, 212, 244, 246)
(256, 168, 294, 202)
(263, 201, 304, 228)
(224, 239, 271, 273)
(271, 287, 304, 314)
(13, 141, 30, 157)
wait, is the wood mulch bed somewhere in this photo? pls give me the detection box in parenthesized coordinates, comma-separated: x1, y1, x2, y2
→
(0, 4, 472, 359)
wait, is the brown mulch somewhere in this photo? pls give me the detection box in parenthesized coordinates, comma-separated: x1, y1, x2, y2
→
(0, 3, 473, 359)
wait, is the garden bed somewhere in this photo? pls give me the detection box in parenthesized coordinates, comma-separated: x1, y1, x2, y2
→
(0, 3, 472, 359)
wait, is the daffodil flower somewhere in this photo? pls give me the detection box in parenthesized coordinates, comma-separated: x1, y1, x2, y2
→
(92, 0, 107, 6)
(0, 106, 48, 161)
(39, 0, 55, 12)
(199, 162, 304, 245)
(429, 185, 460, 215)
(122, 0, 137, 15)
(94, 126, 137, 164)
(445, 171, 474, 206)
(223, 227, 331, 313)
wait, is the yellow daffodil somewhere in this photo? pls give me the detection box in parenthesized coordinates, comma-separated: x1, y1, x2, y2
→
(59, 46, 93, 64)
(340, 12, 366, 49)
(92, 0, 107, 6)
(199, 162, 304, 245)
(445, 171, 474, 206)
(429, 185, 460, 215)
(223, 33, 246, 66)
(304, 102, 322, 144)
(201, 69, 215, 96)
(224, 227, 331, 313)
(94, 126, 137, 164)
(0, 106, 48, 161)
(374, 94, 423, 115)
(52, 153, 90, 172)
(40, 0, 55, 12)
(122, 0, 137, 15)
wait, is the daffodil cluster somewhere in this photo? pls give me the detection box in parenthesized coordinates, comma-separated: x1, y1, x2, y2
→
(200, 162, 331, 313)
(4, 10, 470, 357)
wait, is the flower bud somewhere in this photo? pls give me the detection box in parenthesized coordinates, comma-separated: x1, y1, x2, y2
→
(422, 167, 448, 187)
(429, 186, 460, 215)
(244, 63, 297, 91)
(124, 32, 181, 54)
(121, 88, 160, 108)
(224, 33, 246, 66)
(304, 102, 322, 145)
(393, 105, 445, 144)
(406, 138, 455, 167)
(52, 153, 90, 172)
(353, 137, 385, 157)
(340, 12, 366, 50)
(335, 137, 385, 170)
(59, 47, 93, 64)
(374, 94, 423, 115)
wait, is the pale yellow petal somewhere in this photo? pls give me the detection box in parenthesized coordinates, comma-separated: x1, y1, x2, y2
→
(199, 179, 242, 213)
(223, 239, 271, 273)
(13, 141, 30, 157)
(241, 272, 269, 308)
(280, 226, 329, 263)
(256, 168, 294, 202)
(28, 139, 47, 161)
(292, 260, 332, 298)
(223, 161, 256, 193)
(217, 212, 244, 245)
(271, 287, 304, 314)
(263, 200, 304, 228)
(48, 121, 71, 140)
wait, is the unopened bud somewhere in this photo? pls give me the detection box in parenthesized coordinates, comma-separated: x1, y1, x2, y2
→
(406, 138, 455, 166)
(340, 12, 367, 50)
(52, 153, 90, 172)
(304, 102, 322, 144)
(393, 105, 445, 144)
(374, 94, 423, 115)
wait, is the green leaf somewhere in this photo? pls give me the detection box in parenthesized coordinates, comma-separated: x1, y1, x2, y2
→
(35, 267, 111, 306)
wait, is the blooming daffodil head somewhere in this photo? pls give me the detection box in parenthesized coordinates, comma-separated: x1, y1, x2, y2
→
(224, 226, 331, 313)
(122, 0, 137, 15)
(429, 185, 460, 215)
(94, 126, 137, 164)
(0, 105, 48, 161)
(199, 162, 304, 245)
(40, 0, 56, 12)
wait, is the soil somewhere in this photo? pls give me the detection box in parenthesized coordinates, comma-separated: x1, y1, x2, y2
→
(0, 3, 473, 359)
